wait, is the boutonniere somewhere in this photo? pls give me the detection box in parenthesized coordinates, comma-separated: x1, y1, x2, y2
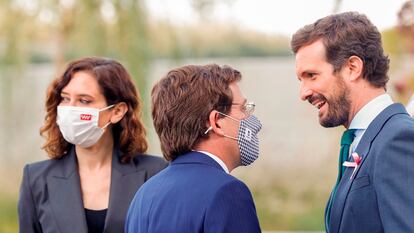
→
(342, 152, 362, 180)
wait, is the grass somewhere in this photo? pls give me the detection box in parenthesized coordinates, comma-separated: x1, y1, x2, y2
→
(1, 189, 324, 232)
(0, 152, 334, 232)
(0, 194, 18, 233)
(0, 185, 326, 232)
(254, 187, 326, 230)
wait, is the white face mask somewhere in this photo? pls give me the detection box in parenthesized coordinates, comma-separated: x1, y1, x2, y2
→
(56, 105, 114, 148)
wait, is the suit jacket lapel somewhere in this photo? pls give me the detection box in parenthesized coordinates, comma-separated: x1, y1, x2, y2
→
(47, 148, 88, 233)
(103, 149, 147, 233)
(329, 103, 408, 233)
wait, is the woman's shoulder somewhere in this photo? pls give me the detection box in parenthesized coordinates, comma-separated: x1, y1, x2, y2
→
(24, 158, 60, 174)
(23, 155, 73, 181)
(132, 154, 168, 176)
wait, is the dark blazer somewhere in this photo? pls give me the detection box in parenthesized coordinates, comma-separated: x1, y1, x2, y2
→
(18, 147, 167, 233)
(125, 151, 261, 233)
(327, 103, 414, 233)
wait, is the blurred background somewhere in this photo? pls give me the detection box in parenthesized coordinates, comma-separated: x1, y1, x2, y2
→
(1, 0, 414, 232)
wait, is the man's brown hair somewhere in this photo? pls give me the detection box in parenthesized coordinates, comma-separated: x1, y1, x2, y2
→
(151, 64, 241, 161)
(40, 57, 148, 163)
(291, 11, 390, 88)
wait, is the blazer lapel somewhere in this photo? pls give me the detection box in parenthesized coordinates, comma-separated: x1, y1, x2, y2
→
(103, 149, 147, 233)
(329, 103, 408, 233)
(47, 148, 88, 233)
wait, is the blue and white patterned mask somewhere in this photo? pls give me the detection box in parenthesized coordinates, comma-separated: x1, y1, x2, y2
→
(236, 115, 262, 166)
(205, 113, 262, 166)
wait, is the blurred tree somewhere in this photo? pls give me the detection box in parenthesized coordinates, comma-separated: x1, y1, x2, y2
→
(0, 0, 149, 91)
(0, 0, 151, 168)
(192, 0, 216, 20)
(397, 0, 414, 53)
(0, 1, 36, 164)
(191, 0, 235, 20)
(332, 0, 343, 13)
(392, 0, 414, 112)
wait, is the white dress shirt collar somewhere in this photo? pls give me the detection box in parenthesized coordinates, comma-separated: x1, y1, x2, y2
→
(195, 150, 230, 174)
(349, 93, 393, 130)
(348, 94, 393, 154)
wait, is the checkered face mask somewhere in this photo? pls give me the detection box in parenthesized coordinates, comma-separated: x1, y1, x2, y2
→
(205, 113, 262, 166)
(235, 115, 262, 166)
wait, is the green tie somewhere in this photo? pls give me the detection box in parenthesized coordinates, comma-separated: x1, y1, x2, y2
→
(325, 129, 357, 230)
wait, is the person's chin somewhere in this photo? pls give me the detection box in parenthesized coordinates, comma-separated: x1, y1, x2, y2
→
(319, 113, 334, 128)
(318, 105, 328, 121)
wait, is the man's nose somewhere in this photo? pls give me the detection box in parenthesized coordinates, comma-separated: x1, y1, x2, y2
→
(300, 83, 313, 101)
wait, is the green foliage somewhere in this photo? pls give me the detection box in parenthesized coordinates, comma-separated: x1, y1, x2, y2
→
(148, 22, 291, 59)
(0, 0, 291, 68)
(0, 195, 18, 233)
(382, 28, 406, 56)
(0, 0, 149, 91)
(252, 183, 326, 231)
(0, 0, 152, 123)
(0, 187, 326, 232)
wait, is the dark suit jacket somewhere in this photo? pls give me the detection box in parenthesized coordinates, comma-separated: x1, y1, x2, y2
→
(18, 147, 167, 233)
(326, 103, 414, 233)
(125, 151, 261, 233)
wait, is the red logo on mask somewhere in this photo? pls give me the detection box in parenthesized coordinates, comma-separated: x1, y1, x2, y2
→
(80, 114, 92, 121)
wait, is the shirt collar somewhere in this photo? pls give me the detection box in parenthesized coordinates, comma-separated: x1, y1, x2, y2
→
(349, 93, 393, 130)
(195, 150, 230, 174)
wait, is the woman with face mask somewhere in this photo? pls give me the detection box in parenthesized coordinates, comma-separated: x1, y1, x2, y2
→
(17, 57, 167, 233)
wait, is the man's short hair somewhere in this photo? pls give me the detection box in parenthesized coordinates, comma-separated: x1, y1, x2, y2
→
(291, 11, 390, 88)
(151, 64, 241, 161)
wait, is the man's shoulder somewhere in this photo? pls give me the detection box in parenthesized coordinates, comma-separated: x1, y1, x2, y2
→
(140, 161, 245, 192)
(137, 164, 253, 209)
(381, 112, 414, 136)
(368, 110, 414, 152)
(215, 177, 252, 194)
(188, 165, 252, 196)
(368, 103, 414, 138)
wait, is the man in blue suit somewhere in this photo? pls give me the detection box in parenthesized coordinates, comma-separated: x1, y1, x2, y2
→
(125, 64, 262, 233)
(291, 12, 414, 233)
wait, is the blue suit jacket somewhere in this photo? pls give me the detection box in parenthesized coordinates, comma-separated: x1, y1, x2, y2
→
(326, 103, 414, 233)
(125, 151, 261, 233)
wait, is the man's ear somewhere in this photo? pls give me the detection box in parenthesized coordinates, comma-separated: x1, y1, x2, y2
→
(206, 110, 225, 136)
(346, 55, 364, 82)
(110, 102, 128, 124)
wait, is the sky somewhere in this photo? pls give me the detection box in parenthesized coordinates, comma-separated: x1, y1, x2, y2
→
(145, 0, 408, 36)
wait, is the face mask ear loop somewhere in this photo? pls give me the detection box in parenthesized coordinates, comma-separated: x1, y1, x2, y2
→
(99, 104, 116, 130)
(217, 112, 240, 122)
(216, 112, 240, 140)
(101, 121, 112, 130)
(223, 133, 238, 141)
(203, 125, 238, 141)
(99, 104, 115, 112)
(204, 126, 213, 135)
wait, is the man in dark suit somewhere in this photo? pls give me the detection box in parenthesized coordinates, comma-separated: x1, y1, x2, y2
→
(125, 64, 262, 233)
(291, 12, 414, 232)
